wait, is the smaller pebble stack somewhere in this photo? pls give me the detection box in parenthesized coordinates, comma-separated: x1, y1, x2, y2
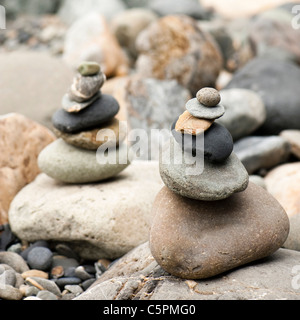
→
(0, 230, 111, 300)
(38, 61, 129, 184)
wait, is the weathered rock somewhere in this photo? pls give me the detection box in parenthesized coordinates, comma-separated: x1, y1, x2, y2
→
(0, 252, 29, 273)
(63, 13, 129, 77)
(0, 52, 74, 129)
(280, 130, 300, 159)
(115, 75, 191, 160)
(111, 8, 158, 59)
(196, 87, 221, 107)
(75, 242, 300, 300)
(38, 139, 129, 183)
(0, 285, 23, 300)
(52, 118, 127, 150)
(216, 88, 266, 141)
(0, 113, 55, 225)
(234, 136, 290, 174)
(9, 161, 163, 260)
(175, 111, 213, 135)
(135, 15, 223, 95)
(225, 57, 300, 135)
(265, 162, 300, 218)
(160, 137, 248, 201)
(150, 184, 289, 279)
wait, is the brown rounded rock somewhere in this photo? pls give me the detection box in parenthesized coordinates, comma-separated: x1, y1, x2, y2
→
(196, 87, 221, 107)
(150, 183, 289, 279)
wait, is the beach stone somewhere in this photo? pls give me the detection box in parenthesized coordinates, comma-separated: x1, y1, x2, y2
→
(38, 138, 129, 184)
(160, 137, 248, 201)
(225, 57, 300, 135)
(58, 0, 126, 25)
(27, 247, 53, 271)
(63, 13, 129, 77)
(186, 98, 225, 120)
(76, 242, 300, 300)
(55, 277, 81, 289)
(115, 75, 191, 160)
(0, 52, 74, 129)
(172, 121, 234, 163)
(9, 161, 164, 260)
(68, 73, 106, 103)
(216, 88, 266, 141)
(0, 285, 23, 300)
(150, 184, 289, 279)
(280, 130, 300, 159)
(26, 277, 61, 296)
(111, 8, 158, 59)
(265, 162, 300, 218)
(175, 111, 213, 135)
(52, 118, 126, 150)
(52, 94, 120, 134)
(196, 87, 221, 107)
(61, 91, 101, 113)
(136, 15, 223, 95)
(0, 113, 55, 225)
(20, 240, 49, 261)
(22, 270, 49, 280)
(0, 269, 16, 287)
(0, 252, 29, 273)
(149, 0, 210, 20)
(77, 61, 101, 76)
(37, 290, 59, 300)
(234, 136, 290, 174)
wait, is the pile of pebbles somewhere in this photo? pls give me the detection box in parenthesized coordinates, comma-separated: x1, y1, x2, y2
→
(0, 225, 111, 300)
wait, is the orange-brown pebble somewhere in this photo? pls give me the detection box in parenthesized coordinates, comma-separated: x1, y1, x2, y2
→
(175, 110, 213, 135)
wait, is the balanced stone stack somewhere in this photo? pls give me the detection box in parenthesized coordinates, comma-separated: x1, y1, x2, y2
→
(38, 61, 129, 183)
(150, 88, 290, 280)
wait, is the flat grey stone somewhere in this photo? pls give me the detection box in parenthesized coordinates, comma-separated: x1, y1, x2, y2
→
(186, 98, 225, 120)
(234, 136, 290, 174)
(159, 137, 249, 201)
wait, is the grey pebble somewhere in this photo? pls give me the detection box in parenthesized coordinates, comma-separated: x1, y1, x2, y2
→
(65, 285, 83, 295)
(0, 269, 16, 287)
(81, 278, 96, 291)
(20, 240, 49, 260)
(0, 284, 23, 300)
(25, 285, 40, 297)
(7, 243, 22, 254)
(55, 243, 80, 260)
(27, 277, 61, 297)
(0, 251, 29, 273)
(54, 277, 82, 289)
(186, 98, 225, 120)
(27, 247, 53, 271)
(75, 266, 93, 280)
(37, 290, 58, 300)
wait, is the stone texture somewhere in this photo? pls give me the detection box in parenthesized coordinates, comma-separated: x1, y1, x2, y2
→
(225, 57, 300, 135)
(265, 162, 300, 218)
(115, 75, 191, 160)
(175, 111, 213, 135)
(234, 136, 290, 174)
(186, 98, 225, 120)
(172, 121, 234, 163)
(216, 88, 266, 141)
(111, 8, 158, 59)
(9, 161, 164, 260)
(196, 87, 221, 106)
(75, 242, 300, 300)
(52, 118, 126, 150)
(63, 13, 129, 77)
(135, 15, 223, 95)
(0, 252, 29, 273)
(280, 130, 300, 159)
(0, 113, 55, 225)
(52, 94, 120, 134)
(0, 52, 74, 128)
(150, 184, 289, 279)
(160, 137, 248, 201)
(38, 139, 129, 184)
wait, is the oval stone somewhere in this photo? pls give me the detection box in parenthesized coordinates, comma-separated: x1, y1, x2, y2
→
(150, 184, 290, 279)
(172, 120, 234, 163)
(38, 138, 130, 184)
(52, 94, 120, 133)
(186, 98, 225, 120)
(196, 87, 221, 107)
(160, 137, 248, 201)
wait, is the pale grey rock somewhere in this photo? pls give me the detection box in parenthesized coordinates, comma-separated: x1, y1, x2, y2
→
(186, 98, 225, 120)
(234, 136, 290, 174)
(216, 88, 266, 140)
(0, 252, 29, 273)
(9, 161, 163, 260)
(159, 137, 249, 201)
(75, 242, 300, 300)
(38, 139, 130, 184)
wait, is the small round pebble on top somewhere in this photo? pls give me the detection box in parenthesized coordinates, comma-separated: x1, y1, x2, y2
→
(196, 87, 221, 107)
(77, 61, 101, 77)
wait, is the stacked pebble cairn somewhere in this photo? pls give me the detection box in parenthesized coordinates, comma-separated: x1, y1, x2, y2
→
(38, 61, 129, 183)
(150, 88, 289, 280)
